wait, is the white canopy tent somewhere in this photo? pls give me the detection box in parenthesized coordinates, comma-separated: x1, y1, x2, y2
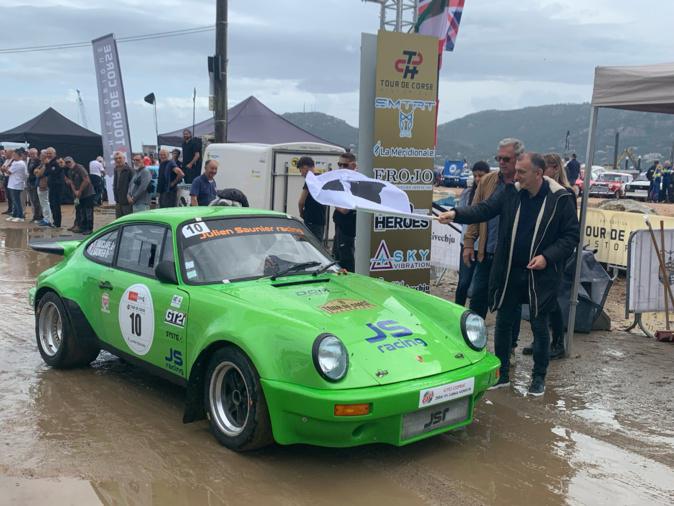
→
(568, 62, 674, 353)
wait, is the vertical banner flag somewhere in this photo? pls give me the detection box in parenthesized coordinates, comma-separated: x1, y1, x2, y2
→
(370, 31, 439, 293)
(92, 34, 133, 176)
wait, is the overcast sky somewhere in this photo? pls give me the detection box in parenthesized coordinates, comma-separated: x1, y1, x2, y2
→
(1, 0, 673, 150)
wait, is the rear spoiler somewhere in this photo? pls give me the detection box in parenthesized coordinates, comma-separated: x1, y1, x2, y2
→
(29, 238, 83, 257)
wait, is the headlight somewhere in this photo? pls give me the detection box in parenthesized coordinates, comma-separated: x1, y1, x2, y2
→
(312, 334, 348, 381)
(461, 312, 487, 350)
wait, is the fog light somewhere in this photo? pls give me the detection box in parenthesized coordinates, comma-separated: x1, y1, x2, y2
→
(334, 403, 370, 416)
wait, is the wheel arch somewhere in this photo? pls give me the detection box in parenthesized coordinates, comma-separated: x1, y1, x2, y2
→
(34, 285, 61, 309)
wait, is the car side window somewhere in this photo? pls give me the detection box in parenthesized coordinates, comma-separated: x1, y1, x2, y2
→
(85, 229, 119, 265)
(116, 224, 167, 277)
(161, 230, 174, 263)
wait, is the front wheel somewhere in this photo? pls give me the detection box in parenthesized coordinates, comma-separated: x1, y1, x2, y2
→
(35, 291, 100, 368)
(205, 347, 273, 451)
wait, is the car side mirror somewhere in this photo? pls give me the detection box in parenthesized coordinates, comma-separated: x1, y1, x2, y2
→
(155, 260, 178, 284)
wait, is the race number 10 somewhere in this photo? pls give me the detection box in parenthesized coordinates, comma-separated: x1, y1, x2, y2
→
(182, 222, 211, 238)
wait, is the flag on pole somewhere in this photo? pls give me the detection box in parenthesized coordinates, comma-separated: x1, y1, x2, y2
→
(415, 0, 465, 53)
(305, 170, 425, 218)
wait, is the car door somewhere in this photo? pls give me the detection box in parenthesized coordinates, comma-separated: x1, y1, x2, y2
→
(81, 227, 120, 337)
(98, 223, 189, 379)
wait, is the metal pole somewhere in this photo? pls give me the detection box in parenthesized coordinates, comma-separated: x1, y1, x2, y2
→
(214, 0, 228, 143)
(395, 0, 403, 31)
(566, 106, 598, 357)
(355, 33, 377, 274)
(192, 87, 197, 137)
(613, 131, 619, 170)
(153, 101, 159, 150)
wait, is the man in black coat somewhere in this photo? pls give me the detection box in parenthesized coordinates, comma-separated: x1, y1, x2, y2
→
(439, 152, 579, 396)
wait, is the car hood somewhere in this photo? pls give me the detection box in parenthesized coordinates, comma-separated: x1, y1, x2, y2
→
(207, 274, 478, 386)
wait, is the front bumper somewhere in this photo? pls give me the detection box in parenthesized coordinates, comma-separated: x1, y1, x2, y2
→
(261, 354, 500, 447)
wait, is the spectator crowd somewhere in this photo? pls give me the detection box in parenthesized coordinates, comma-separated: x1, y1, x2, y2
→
(0, 129, 216, 234)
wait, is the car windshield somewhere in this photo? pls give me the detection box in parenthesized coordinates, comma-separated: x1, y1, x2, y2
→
(598, 174, 624, 182)
(178, 216, 333, 284)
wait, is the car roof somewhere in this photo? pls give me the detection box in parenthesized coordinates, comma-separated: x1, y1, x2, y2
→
(113, 206, 288, 227)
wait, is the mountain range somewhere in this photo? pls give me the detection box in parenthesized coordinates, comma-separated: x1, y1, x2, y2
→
(283, 103, 674, 167)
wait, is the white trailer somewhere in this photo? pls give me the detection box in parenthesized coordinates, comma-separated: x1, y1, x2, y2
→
(203, 142, 345, 240)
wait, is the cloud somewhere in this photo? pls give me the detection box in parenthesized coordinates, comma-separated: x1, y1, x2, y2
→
(1, 0, 673, 151)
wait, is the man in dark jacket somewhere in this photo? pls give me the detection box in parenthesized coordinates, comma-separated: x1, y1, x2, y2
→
(26, 148, 43, 222)
(565, 153, 581, 186)
(64, 156, 95, 234)
(157, 148, 184, 208)
(439, 152, 579, 397)
(332, 152, 357, 271)
(112, 152, 134, 218)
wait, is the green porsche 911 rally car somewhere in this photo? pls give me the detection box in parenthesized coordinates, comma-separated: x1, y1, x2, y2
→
(28, 207, 499, 451)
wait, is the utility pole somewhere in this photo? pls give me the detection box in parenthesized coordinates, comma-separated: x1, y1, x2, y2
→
(214, 0, 228, 143)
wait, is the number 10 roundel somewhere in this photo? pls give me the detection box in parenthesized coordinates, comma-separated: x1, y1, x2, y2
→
(119, 284, 155, 355)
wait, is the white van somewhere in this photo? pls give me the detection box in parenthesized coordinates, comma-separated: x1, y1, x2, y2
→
(203, 142, 345, 213)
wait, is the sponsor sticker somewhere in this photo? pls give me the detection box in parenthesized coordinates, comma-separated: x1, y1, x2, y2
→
(295, 288, 330, 297)
(170, 295, 183, 308)
(320, 299, 375, 314)
(165, 329, 183, 343)
(165, 347, 184, 375)
(186, 270, 197, 279)
(101, 292, 110, 313)
(418, 377, 475, 408)
(182, 222, 211, 239)
(119, 284, 154, 356)
(164, 309, 186, 328)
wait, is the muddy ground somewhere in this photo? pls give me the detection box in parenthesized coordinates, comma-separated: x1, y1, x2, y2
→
(0, 205, 673, 506)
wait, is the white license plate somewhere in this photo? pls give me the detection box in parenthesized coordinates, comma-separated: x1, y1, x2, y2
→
(401, 397, 470, 440)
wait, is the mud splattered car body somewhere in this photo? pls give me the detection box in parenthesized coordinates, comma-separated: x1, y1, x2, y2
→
(29, 207, 499, 450)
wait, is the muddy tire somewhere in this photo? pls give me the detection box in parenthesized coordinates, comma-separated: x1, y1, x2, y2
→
(205, 347, 273, 451)
(35, 292, 100, 368)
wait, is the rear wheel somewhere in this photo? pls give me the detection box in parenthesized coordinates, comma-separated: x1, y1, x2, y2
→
(205, 347, 273, 451)
(36, 292, 100, 368)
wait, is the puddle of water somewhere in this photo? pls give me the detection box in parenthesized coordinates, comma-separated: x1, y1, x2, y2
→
(0, 476, 101, 506)
(573, 405, 622, 430)
(552, 427, 674, 505)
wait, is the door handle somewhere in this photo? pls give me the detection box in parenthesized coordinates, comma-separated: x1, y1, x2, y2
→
(98, 281, 113, 290)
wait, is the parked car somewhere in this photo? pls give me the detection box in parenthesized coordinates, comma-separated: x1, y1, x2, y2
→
(623, 172, 650, 201)
(28, 207, 499, 451)
(588, 171, 633, 199)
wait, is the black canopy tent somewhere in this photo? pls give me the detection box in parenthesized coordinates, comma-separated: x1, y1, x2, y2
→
(158, 96, 333, 146)
(0, 107, 103, 163)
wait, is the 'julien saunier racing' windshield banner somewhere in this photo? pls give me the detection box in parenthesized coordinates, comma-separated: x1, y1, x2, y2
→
(92, 33, 133, 178)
